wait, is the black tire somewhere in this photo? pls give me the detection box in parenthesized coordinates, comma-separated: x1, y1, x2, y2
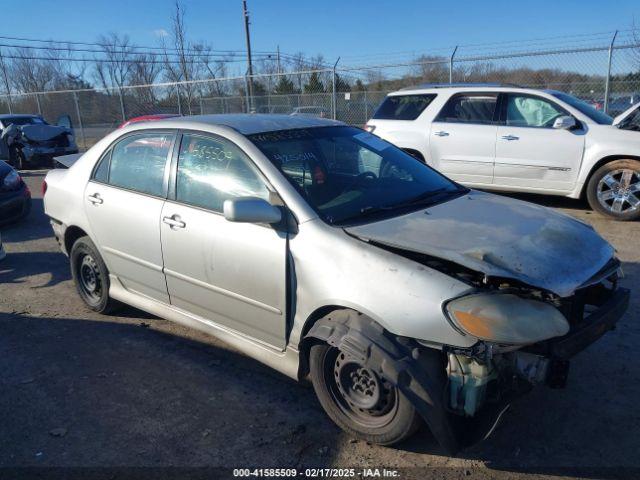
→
(586, 159, 640, 221)
(69, 236, 119, 314)
(9, 146, 25, 170)
(309, 343, 421, 445)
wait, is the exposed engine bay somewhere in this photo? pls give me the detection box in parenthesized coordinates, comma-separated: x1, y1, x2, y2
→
(442, 268, 625, 418)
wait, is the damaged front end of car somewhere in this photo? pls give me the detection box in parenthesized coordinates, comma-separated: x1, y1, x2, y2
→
(408, 249, 627, 452)
(2, 122, 78, 168)
(338, 191, 630, 453)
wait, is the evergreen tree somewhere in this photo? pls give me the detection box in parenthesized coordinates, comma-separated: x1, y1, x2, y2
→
(334, 73, 351, 92)
(304, 72, 325, 93)
(353, 79, 366, 92)
(273, 76, 297, 95)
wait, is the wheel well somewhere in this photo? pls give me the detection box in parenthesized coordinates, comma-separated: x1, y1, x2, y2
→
(402, 148, 425, 162)
(64, 226, 88, 255)
(581, 154, 640, 198)
(297, 305, 358, 378)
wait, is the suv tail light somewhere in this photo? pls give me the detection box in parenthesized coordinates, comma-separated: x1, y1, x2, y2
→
(42, 179, 47, 196)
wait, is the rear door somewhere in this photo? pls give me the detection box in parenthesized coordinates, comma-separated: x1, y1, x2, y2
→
(84, 131, 174, 302)
(429, 92, 499, 184)
(159, 132, 288, 349)
(493, 93, 584, 191)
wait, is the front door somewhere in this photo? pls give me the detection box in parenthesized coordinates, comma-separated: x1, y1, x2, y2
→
(160, 133, 288, 350)
(429, 92, 499, 185)
(493, 93, 585, 192)
(84, 132, 175, 302)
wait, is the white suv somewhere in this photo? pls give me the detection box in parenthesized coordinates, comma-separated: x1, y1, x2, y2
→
(365, 83, 640, 220)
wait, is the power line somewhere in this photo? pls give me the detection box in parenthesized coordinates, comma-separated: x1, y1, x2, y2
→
(0, 52, 276, 65)
(0, 34, 276, 55)
(0, 42, 250, 59)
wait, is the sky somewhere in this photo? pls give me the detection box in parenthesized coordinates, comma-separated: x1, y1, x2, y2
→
(2, 0, 639, 73)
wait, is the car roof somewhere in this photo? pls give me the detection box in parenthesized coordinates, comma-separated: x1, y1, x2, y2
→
(150, 113, 343, 135)
(389, 84, 548, 96)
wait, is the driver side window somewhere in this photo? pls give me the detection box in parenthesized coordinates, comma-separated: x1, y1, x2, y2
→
(506, 94, 565, 128)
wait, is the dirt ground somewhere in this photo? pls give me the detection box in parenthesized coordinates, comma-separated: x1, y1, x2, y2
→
(1, 171, 639, 479)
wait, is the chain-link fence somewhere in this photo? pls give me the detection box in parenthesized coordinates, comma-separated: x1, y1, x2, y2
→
(1, 38, 639, 150)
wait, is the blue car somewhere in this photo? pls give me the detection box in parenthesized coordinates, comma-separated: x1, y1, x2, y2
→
(0, 160, 31, 224)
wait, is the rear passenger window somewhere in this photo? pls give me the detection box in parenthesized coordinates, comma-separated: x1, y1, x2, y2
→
(108, 133, 173, 196)
(372, 94, 436, 120)
(93, 151, 111, 183)
(176, 134, 270, 212)
(436, 94, 498, 125)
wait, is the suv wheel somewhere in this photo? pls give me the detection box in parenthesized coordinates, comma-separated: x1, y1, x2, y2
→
(70, 236, 119, 313)
(587, 159, 640, 221)
(309, 343, 421, 445)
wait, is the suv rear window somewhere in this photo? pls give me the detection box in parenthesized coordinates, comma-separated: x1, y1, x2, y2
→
(372, 94, 436, 120)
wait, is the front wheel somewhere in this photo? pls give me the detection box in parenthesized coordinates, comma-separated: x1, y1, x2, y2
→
(586, 159, 640, 221)
(309, 343, 421, 445)
(9, 146, 25, 170)
(70, 236, 119, 313)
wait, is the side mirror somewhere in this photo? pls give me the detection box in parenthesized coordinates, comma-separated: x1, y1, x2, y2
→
(56, 114, 73, 130)
(223, 197, 282, 224)
(553, 115, 577, 130)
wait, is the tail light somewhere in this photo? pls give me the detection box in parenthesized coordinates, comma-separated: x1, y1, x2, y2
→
(364, 124, 376, 133)
(41, 180, 47, 196)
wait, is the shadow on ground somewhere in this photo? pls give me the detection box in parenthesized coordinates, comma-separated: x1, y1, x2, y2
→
(1, 199, 52, 243)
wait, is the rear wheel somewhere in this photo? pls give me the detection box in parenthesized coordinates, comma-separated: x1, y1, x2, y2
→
(70, 236, 119, 313)
(587, 159, 640, 221)
(309, 343, 421, 445)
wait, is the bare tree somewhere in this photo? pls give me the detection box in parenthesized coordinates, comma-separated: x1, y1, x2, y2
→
(93, 33, 135, 91)
(10, 47, 60, 92)
(129, 53, 162, 105)
(161, 1, 198, 113)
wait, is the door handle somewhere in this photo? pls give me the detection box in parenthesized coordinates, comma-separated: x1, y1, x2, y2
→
(434, 131, 449, 137)
(501, 134, 519, 141)
(87, 193, 103, 205)
(163, 215, 186, 229)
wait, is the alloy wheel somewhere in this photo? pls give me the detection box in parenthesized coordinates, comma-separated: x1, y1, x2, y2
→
(596, 168, 640, 214)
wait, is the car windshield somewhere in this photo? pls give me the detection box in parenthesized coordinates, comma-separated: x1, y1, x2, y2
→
(248, 126, 465, 225)
(551, 92, 613, 125)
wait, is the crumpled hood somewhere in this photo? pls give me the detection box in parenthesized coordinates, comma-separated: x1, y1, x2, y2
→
(19, 124, 69, 142)
(345, 191, 615, 297)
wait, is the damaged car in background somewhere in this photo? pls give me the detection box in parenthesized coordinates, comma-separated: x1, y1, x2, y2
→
(43, 115, 629, 453)
(0, 114, 78, 169)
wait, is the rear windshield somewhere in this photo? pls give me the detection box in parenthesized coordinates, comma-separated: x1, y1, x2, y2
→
(372, 94, 436, 120)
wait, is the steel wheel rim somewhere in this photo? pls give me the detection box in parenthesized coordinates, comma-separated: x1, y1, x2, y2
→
(322, 348, 399, 429)
(597, 168, 640, 214)
(78, 254, 102, 303)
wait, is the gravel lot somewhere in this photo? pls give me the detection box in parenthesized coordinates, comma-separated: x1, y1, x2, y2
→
(1, 171, 639, 479)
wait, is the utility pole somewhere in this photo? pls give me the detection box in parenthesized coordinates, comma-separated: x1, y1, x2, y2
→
(604, 30, 618, 115)
(0, 48, 13, 113)
(242, 0, 254, 109)
(276, 45, 281, 74)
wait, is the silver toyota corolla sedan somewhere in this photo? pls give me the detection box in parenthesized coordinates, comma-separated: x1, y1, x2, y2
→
(43, 114, 629, 453)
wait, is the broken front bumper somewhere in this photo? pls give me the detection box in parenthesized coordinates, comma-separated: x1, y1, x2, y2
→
(540, 287, 629, 361)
